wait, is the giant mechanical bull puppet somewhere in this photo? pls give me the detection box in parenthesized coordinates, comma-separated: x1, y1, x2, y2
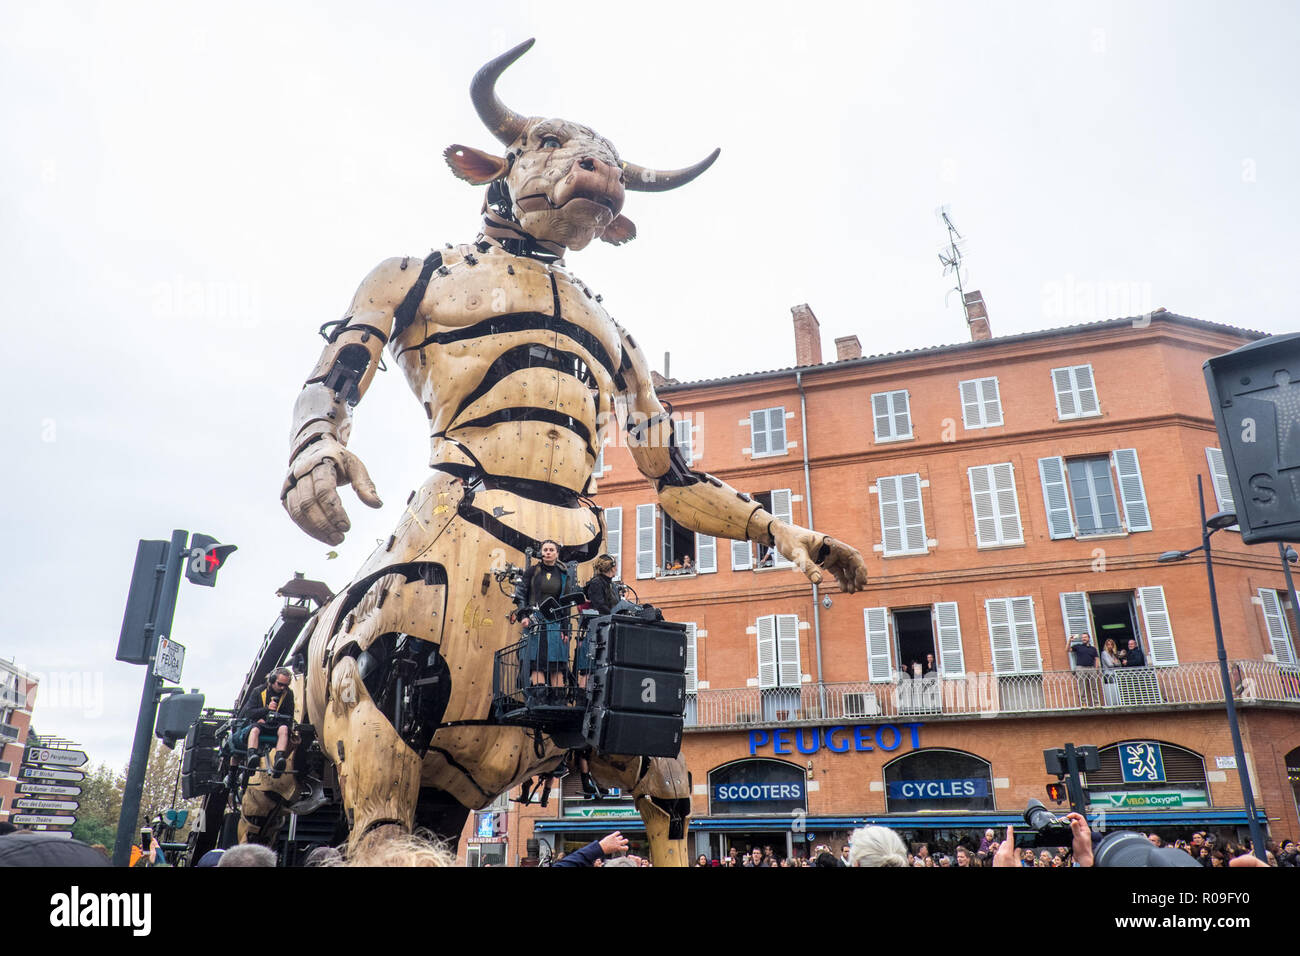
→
(268, 39, 869, 864)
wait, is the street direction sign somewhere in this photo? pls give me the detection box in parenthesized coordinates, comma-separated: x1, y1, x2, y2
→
(17, 783, 83, 797)
(11, 814, 76, 826)
(31, 829, 74, 839)
(23, 746, 88, 768)
(156, 637, 186, 683)
(18, 766, 85, 782)
(14, 798, 80, 812)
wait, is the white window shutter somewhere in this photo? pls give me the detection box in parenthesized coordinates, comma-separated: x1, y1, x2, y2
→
(1052, 367, 1077, 419)
(878, 475, 904, 555)
(769, 408, 786, 453)
(1038, 456, 1075, 539)
(1059, 591, 1091, 649)
(1011, 596, 1042, 672)
(959, 380, 982, 429)
(777, 614, 801, 688)
(684, 623, 698, 693)
(635, 504, 656, 580)
(991, 462, 1023, 543)
(864, 607, 893, 682)
(1206, 447, 1236, 513)
(757, 615, 777, 688)
(695, 533, 716, 573)
(1137, 585, 1177, 665)
(1112, 448, 1152, 532)
(769, 489, 794, 567)
(1259, 589, 1297, 666)
(968, 465, 998, 546)
(731, 536, 753, 571)
(871, 393, 891, 441)
(986, 598, 1017, 674)
(900, 473, 927, 552)
(603, 506, 622, 579)
(675, 418, 694, 465)
(750, 410, 767, 456)
(933, 601, 965, 676)
(1073, 365, 1100, 416)
(981, 377, 1004, 426)
(894, 391, 913, 438)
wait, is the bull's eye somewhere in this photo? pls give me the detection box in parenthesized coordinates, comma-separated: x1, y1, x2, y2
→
(541, 136, 562, 149)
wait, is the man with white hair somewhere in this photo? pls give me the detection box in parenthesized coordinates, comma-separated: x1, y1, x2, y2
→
(218, 843, 277, 867)
(847, 826, 909, 867)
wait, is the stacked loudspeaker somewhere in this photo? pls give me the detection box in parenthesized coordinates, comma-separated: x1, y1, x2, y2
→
(180, 717, 225, 799)
(583, 614, 687, 758)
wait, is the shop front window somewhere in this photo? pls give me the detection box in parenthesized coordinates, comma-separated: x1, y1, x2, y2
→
(883, 748, 995, 813)
(708, 758, 807, 817)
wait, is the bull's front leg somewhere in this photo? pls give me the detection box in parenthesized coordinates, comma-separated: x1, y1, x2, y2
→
(589, 753, 692, 867)
(326, 655, 424, 840)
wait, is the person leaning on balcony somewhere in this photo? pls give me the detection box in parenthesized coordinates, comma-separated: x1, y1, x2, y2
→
(1070, 633, 1101, 705)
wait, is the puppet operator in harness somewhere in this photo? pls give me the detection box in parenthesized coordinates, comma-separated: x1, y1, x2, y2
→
(236, 667, 295, 776)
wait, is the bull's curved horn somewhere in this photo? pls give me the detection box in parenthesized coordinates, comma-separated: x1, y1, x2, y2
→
(622, 148, 721, 193)
(471, 38, 535, 146)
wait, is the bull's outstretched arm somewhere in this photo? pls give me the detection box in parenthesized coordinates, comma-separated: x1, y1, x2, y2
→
(282, 258, 418, 545)
(617, 328, 869, 593)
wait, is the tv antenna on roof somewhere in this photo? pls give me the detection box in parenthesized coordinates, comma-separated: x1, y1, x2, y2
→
(935, 205, 969, 306)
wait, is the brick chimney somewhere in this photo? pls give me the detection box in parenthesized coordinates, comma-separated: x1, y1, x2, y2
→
(834, 335, 862, 361)
(792, 303, 823, 366)
(963, 290, 992, 342)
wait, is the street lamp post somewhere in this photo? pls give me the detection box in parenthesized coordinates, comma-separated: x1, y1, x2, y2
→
(1157, 475, 1267, 862)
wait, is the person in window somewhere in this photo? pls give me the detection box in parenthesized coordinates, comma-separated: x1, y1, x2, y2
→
(1122, 637, 1147, 668)
(237, 667, 295, 774)
(681, 554, 694, 573)
(1099, 638, 1121, 705)
(1070, 633, 1100, 706)
(922, 653, 937, 676)
(513, 540, 571, 697)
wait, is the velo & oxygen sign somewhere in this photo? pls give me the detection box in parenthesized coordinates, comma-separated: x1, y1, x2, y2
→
(748, 722, 924, 756)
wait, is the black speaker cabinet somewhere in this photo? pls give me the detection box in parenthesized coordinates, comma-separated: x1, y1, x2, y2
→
(595, 616, 687, 672)
(583, 708, 683, 758)
(587, 665, 685, 716)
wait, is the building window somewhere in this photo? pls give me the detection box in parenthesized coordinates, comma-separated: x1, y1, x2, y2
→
(757, 614, 801, 689)
(883, 749, 996, 813)
(602, 507, 622, 580)
(959, 377, 1003, 429)
(1051, 364, 1101, 420)
(864, 603, 965, 683)
(674, 418, 695, 465)
(731, 490, 793, 571)
(985, 596, 1042, 674)
(592, 442, 606, 476)
(0, 723, 18, 743)
(1205, 447, 1239, 530)
(708, 758, 807, 816)
(1061, 586, 1177, 678)
(749, 406, 787, 458)
(967, 463, 1023, 547)
(0, 760, 11, 778)
(635, 505, 716, 578)
(876, 474, 927, 556)
(1038, 450, 1151, 539)
(1259, 589, 1298, 667)
(684, 623, 698, 725)
(871, 389, 913, 442)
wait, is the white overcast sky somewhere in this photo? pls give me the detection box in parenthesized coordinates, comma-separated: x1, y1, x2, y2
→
(3, 0, 1298, 770)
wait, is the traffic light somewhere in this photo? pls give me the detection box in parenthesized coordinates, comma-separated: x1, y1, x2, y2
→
(184, 533, 237, 587)
(1045, 781, 1069, 805)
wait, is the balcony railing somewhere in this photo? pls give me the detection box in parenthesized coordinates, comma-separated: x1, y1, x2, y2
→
(683, 660, 1300, 729)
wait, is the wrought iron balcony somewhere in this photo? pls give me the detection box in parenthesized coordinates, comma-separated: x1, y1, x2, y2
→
(682, 660, 1300, 730)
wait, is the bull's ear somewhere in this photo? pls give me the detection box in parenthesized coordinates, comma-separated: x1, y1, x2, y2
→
(443, 144, 510, 184)
(600, 214, 637, 246)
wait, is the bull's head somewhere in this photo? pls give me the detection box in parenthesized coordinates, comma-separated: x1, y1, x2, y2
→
(444, 39, 720, 252)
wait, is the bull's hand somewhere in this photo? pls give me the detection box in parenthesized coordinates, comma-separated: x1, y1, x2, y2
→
(771, 522, 869, 594)
(281, 436, 383, 545)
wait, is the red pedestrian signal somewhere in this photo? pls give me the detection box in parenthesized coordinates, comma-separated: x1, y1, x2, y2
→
(1045, 781, 1068, 805)
(185, 533, 237, 587)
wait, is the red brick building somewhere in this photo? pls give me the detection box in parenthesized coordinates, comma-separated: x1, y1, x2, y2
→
(462, 307, 1300, 864)
(0, 661, 39, 824)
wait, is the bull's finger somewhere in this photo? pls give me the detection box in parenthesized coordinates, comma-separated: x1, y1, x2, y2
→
(312, 461, 353, 538)
(789, 544, 823, 586)
(340, 448, 383, 509)
(288, 475, 344, 546)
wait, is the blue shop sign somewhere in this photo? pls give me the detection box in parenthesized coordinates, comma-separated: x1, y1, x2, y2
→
(749, 722, 923, 756)
(1120, 742, 1166, 783)
(887, 778, 989, 800)
(713, 782, 806, 802)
